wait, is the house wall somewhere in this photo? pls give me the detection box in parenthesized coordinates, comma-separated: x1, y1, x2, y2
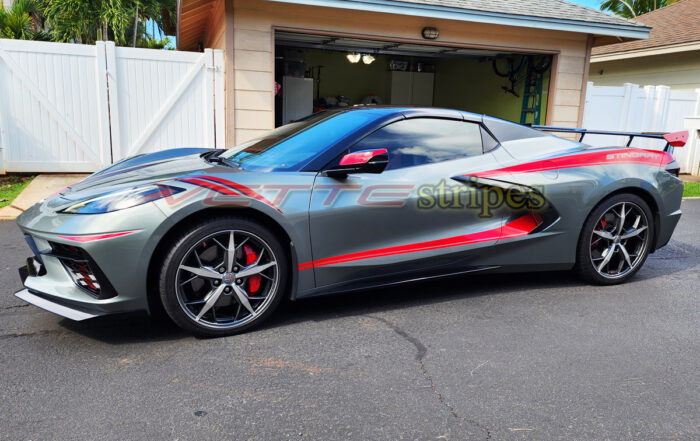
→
(209, 0, 590, 145)
(589, 50, 700, 92)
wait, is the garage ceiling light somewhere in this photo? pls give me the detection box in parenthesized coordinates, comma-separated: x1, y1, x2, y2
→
(362, 54, 375, 65)
(346, 52, 361, 63)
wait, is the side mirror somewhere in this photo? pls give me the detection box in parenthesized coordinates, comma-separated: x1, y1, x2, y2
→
(324, 149, 389, 178)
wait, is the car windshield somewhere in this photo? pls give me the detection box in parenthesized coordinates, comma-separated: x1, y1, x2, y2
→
(218, 110, 346, 171)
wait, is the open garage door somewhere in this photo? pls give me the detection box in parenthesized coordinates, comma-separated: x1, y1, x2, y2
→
(274, 31, 553, 127)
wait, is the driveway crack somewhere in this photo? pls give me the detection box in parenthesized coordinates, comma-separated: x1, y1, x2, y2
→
(369, 315, 491, 440)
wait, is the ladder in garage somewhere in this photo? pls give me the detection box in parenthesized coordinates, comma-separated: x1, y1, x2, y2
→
(520, 60, 544, 125)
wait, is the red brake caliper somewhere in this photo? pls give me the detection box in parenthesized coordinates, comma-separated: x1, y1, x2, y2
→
(243, 244, 261, 294)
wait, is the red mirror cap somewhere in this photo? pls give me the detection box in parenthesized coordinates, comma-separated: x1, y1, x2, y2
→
(339, 148, 389, 166)
(664, 130, 688, 147)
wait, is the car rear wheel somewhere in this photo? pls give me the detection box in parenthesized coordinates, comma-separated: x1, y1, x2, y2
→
(575, 194, 654, 285)
(159, 217, 288, 337)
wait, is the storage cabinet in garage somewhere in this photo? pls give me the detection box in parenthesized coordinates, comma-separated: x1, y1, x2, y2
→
(389, 71, 434, 106)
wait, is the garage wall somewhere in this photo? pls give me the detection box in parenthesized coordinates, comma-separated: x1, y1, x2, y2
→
(433, 58, 550, 123)
(218, 0, 589, 144)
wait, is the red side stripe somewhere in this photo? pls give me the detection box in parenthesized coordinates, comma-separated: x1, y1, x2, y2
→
(191, 175, 282, 213)
(178, 178, 237, 195)
(299, 213, 542, 271)
(57, 230, 138, 243)
(467, 149, 672, 178)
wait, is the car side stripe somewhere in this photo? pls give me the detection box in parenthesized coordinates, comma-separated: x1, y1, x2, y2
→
(466, 149, 673, 178)
(190, 175, 283, 213)
(298, 212, 542, 271)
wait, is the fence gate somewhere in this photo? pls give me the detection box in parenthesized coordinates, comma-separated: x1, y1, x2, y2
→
(0, 39, 225, 173)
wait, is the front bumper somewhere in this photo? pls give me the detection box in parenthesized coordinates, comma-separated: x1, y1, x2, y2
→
(14, 288, 104, 321)
(14, 201, 168, 320)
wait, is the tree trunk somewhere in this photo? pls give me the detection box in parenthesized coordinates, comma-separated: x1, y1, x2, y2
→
(132, 4, 139, 47)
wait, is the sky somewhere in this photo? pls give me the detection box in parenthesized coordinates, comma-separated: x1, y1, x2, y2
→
(567, 0, 602, 8)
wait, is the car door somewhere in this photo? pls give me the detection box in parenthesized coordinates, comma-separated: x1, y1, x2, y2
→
(305, 116, 513, 289)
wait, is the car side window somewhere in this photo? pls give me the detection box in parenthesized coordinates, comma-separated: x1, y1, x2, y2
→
(349, 118, 484, 171)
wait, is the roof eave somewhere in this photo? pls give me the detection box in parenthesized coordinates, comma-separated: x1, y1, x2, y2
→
(591, 41, 700, 62)
(265, 0, 652, 39)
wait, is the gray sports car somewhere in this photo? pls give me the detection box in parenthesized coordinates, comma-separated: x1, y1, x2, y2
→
(14, 107, 687, 336)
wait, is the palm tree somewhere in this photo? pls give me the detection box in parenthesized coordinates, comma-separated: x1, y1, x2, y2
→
(0, 0, 51, 40)
(600, 0, 681, 18)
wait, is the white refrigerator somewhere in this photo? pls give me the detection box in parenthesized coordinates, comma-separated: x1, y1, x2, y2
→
(282, 76, 314, 124)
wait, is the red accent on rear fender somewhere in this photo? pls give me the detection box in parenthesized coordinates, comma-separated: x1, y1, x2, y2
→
(466, 148, 672, 178)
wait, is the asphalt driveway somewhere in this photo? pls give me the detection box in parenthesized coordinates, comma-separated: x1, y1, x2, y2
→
(1, 201, 698, 440)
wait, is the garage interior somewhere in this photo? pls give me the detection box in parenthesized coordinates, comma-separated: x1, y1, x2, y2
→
(274, 31, 554, 127)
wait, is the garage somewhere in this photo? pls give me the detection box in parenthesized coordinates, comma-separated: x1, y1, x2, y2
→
(177, 0, 651, 145)
(274, 31, 552, 127)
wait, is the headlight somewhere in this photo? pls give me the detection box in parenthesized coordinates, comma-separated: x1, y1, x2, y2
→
(61, 184, 184, 214)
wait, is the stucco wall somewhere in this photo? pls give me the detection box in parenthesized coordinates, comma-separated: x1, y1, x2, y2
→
(213, 0, 590, 145)
(590, 51, 700, 92)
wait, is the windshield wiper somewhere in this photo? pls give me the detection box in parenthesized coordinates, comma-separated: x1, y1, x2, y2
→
(204, 150, 240, 169)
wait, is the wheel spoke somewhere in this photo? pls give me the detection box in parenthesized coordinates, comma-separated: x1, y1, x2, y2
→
(237, 261, 277, 279)
(616, 202, 626, 235)
(621, 225, 647, 240)
(179, 265, 220, 279)
(195, 284, 226, 322)
(618, 243, 633, 269)
(597, 244, 616, 272)
(232, 284, 256, 316)
(227, 231, 236, 272)
(593, 229, 614, 240)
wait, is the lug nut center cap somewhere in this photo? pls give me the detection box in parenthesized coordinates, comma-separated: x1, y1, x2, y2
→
(221, 272, 234, 284)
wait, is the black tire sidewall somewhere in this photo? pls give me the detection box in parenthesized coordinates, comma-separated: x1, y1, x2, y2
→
(159, 217, 289, 337)
(575, 193, 654, 285)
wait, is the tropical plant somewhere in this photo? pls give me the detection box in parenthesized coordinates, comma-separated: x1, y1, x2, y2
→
(0, 0, 51, 40)
(1, 0, 175, 48)
(600, 0, 681, 18)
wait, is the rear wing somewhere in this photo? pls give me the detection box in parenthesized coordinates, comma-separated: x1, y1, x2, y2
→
(530, 125, 688, 153)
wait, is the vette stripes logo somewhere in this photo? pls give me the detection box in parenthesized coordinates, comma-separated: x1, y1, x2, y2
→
(299, 212, 542, 271)
(177, 175, 283, 213)
(465, 148, 673, 178)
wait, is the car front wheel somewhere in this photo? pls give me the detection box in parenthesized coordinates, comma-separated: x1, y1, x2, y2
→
(159, 217, 288, 337)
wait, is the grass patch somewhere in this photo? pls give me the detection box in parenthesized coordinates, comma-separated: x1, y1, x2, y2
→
(684, 181, 700, 198)
(0, 174, 35, 209)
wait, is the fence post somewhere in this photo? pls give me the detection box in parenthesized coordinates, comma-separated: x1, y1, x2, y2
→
(104, 41, 122, 163)
(94, 41, 112, 166)
(213, 49, 226, 149)
(203, 49, 215, 149)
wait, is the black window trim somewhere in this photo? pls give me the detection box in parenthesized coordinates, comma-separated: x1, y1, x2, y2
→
(322, 116, 500, 173)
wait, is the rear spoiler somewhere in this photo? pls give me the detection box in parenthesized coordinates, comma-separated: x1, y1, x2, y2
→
(530, 125, 688, 152)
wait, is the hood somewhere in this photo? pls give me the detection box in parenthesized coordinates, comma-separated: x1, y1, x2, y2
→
(51, 148, 241, 206)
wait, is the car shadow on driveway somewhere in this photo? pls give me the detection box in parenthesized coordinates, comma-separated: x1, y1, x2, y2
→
(56, 238, 699, 344)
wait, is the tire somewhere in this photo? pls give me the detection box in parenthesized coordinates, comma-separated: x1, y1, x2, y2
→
(575, 193, 654, 285)
(158, 216, 289, 337)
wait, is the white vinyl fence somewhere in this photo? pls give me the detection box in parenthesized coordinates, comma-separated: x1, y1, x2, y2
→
(582, 82, 700, 175)
(0, 39, 224, 173)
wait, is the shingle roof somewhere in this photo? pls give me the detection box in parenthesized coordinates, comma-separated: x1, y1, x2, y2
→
(393, 0, 647, 27)
(593, 0, 700, 55)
